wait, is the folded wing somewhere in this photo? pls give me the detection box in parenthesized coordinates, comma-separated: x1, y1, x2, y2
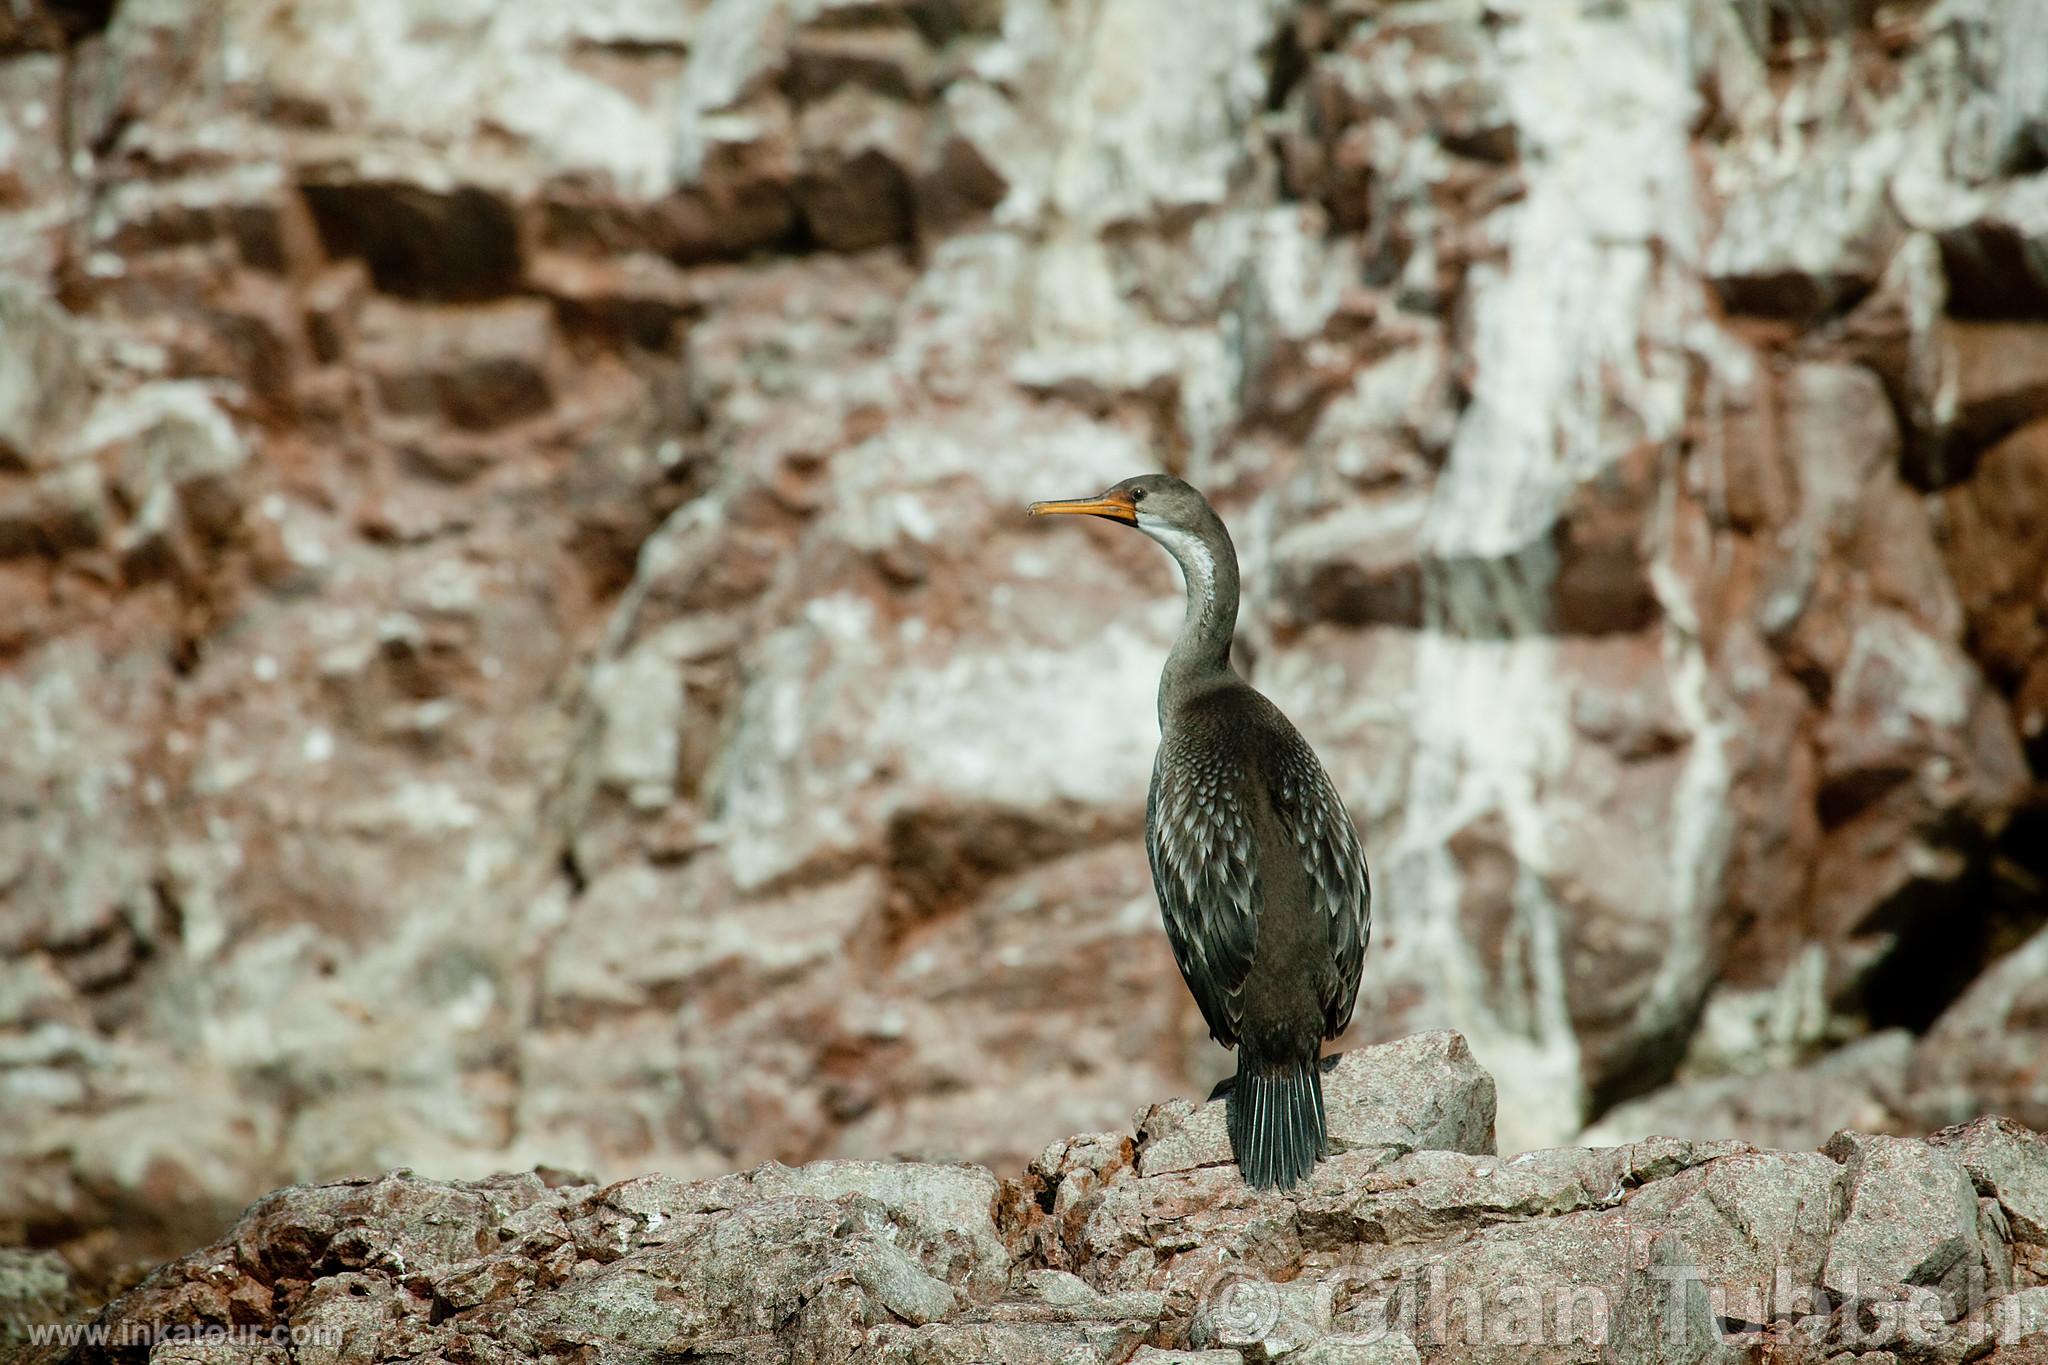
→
(1146, 750, 1260, 1047)
(1262, 730, 1372, 1038)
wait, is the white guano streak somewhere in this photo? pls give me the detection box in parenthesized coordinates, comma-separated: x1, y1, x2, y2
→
(1387, 2, 1730, 1154)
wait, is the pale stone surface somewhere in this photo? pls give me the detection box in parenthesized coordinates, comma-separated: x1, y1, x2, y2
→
(1823, 1136, 1985, 1301)
(1582, 1029, 1916, 1152)
(41, 1056, 2048, 1365)
(1933, 1116, 2048, 1247)
(1134, 1031, 1497, 1179)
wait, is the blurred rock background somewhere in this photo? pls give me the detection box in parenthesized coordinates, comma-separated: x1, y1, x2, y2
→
(1, 0, 2044, 1293)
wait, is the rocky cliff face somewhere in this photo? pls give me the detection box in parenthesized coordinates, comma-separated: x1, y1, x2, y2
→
(3, 0, 2047, 1291)
(10, 1035, 2048, 1365)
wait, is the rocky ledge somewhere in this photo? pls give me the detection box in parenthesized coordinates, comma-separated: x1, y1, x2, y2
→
(15, 1033, 2048, 1365)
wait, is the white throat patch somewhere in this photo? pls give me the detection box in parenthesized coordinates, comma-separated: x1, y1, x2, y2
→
(1137, 513, 1215, 601)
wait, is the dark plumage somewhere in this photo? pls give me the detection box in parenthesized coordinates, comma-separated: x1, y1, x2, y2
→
(1029, 474, 1372, 1189)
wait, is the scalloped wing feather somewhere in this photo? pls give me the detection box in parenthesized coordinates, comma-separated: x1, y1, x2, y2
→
(1265, 735, 1373, 1038)
(1146, 746, 1260, 1046)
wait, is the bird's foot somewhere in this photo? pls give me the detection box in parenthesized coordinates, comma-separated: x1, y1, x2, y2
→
(1318, 1052, 1346, 1073)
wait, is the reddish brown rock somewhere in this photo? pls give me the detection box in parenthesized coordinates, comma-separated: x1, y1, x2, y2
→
(300, 179, 523, 302)
(355, 298, 555, 432)
(0, 284, 91, 468)
(1939, 322, 2048, 469)
(1939, 176, 2048, 319)
(794, 88, 922, 252)
(1269, 494, 1429, 630)
(0, 0, 2044, 1289)
(46, 1081, 2048, 1365)
(786, 26, 932, 104)
(1940, 419, 2048, 699)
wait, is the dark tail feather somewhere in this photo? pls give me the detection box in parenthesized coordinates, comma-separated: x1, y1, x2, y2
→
(1225, 1055, 1325, 1189)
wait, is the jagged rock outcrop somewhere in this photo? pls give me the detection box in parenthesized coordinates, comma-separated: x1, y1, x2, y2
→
(20, 1035, 2048, 1365)
(3, 0, 2047, 1292)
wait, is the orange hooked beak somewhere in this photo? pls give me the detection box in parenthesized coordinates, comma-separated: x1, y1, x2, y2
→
(1027, 490, 1137, 525)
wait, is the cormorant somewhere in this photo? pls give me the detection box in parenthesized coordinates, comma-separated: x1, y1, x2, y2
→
(1030, 474, 1372, 1189)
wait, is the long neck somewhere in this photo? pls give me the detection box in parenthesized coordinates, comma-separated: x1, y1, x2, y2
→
(1142, 518, 1240, 715)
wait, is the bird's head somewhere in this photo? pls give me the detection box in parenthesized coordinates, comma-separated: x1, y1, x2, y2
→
(1027, 474, 1221, 543)
(1031, 473, 1239, 650)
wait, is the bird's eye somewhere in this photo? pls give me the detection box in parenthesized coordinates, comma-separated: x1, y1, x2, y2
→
(1130, 488, 1146, 503)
